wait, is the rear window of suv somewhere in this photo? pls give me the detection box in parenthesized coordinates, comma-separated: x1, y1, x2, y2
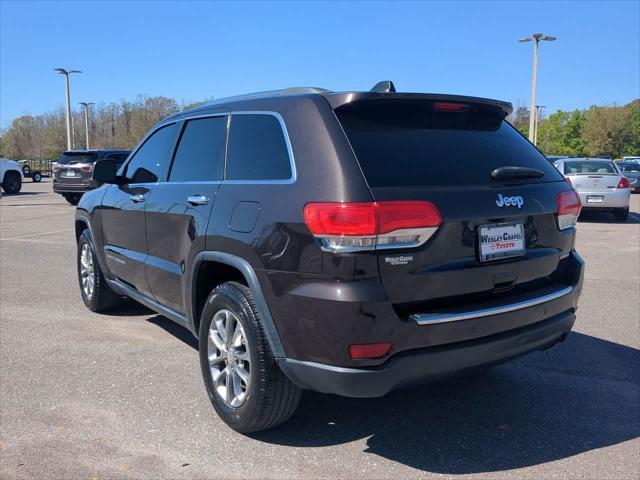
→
(335, 100, 563, 188)
(57, 152, 98, 165)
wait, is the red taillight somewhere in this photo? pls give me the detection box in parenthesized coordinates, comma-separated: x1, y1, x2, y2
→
(304, 202, 376, 236)
(304, 201, 441, 236)
(349, 342, 392, 359)
(376, 201, 442, 234)
(433, 102, 469, 112)
(557, 191, 581, 230)
(304, 201, 441, 251)
(617, 177, 630, 189)
(80, 164, 93, 173)
(52, 163, 60, 172)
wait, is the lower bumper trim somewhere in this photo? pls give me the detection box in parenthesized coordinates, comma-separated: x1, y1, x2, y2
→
(411, 286, 573, 325)
(278, 310, 575, 398)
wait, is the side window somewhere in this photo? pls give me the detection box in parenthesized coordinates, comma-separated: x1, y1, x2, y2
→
(169, 116, 227, 182)
(106, 153, 130, 168)
(123, 124, 177, 183)
(226, 114, 292, 181)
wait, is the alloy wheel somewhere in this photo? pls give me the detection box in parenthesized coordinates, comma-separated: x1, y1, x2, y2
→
(207, 309, 251, 407)
(80, 243, 95, 299)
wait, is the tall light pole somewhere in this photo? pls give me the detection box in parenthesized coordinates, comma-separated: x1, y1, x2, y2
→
(54, 68, 82, 151)
(533, 105, 547, 145)
(518, 33, 556, 144)
(79, 102, 94, 150)
(534, 105, 546, 146)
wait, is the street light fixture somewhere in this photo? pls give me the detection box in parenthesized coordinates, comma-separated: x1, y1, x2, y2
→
(518, 33, 556, 145)
(54, 68, 82, 151)
(79, 102, 94, 150)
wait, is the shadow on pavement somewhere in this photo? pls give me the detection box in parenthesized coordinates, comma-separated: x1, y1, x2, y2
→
(0, 190, 48, 197)
(248, 332, 640, 474)
(147, 315, 199, 350)
(578, 209, 640, 224)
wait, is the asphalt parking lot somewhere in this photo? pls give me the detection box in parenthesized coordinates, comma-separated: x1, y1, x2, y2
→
(1, 179, 639, 480)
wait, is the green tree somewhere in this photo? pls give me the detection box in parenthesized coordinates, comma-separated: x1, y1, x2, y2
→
(581, 105, 635, 158)
(536, 110, 586, 156)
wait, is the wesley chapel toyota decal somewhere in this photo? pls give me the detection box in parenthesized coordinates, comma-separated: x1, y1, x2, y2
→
(496, 194, 524, 208)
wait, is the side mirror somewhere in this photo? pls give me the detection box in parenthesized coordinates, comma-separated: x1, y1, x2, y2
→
(93, 159, 118, 185)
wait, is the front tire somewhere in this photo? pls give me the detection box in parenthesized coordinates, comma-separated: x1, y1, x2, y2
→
(77, 230, 122, 312)
(32, 171, 42, 182)
(614, 207, 629, 221)
(199, 282, 301, 433)
(1, 171, 22, 194)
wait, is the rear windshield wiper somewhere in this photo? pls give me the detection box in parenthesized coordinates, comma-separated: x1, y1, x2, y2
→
(491, 166, 545, 180)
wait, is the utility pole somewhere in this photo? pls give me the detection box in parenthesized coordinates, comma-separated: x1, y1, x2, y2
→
(518, 34, 556, 143)
(54, 68, 82, 151)
(79, 102, 94, 150)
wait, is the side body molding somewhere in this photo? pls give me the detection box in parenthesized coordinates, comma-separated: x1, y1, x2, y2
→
(190, 251, 285, 358)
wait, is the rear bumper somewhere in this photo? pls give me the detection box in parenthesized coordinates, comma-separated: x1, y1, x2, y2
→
(577, 189, 630, 209)
(53, 180, 96, 193)
(278, 310, 575, 397)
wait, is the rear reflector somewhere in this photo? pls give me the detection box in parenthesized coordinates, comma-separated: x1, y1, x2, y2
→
(557, 190, 581, 230)
(433, 102, 469, 112)
(617, 177, 630, 189)
(349, 342, 392, 359)
(304, 201, 441, 252)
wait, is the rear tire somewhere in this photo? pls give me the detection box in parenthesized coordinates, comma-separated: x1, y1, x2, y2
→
(32, 171, 42, 182)
(63, 193, 82, 205)
(77, 230, 122, 312)
(1, 171, 22, 194)
(614, 207, 629, 221)
(199, 281, 301, 433)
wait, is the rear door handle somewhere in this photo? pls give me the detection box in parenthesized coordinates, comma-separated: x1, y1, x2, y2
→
(188, 195, 209, 206)
(130, 194, 145, 203)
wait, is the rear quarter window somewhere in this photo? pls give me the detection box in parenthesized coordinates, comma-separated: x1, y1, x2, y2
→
(225, 114, 292, 181)
(335, 100, 563, 188)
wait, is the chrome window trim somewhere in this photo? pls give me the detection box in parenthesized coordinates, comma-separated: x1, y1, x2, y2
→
(118, 121, 179, 180)
(223, 111, 297, 185)
(167, 113, 228, 183)
(411, 286, 574, 325)
(121, 110, 297, 186)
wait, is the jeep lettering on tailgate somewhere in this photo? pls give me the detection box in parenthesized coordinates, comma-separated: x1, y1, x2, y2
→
(496, 193, 524, 208)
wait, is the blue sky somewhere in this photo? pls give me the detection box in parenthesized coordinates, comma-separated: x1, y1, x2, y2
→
(1, 1, 639, 128)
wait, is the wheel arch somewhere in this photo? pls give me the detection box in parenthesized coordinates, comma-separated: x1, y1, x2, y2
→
(190, 252, 285, 358)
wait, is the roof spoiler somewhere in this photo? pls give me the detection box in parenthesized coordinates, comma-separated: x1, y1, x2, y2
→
(326, 91, 513, 115)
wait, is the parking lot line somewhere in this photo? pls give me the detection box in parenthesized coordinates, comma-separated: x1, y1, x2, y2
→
(0, 227, 75, 241)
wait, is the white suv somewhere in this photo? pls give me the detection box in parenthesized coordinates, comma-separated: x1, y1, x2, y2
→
(0, 159, 24, 195)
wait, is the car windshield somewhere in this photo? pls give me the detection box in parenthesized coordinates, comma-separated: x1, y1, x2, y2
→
(563, 161, 618, 175)
(620, 164, 640, 173)
(57, 152, 98, 165)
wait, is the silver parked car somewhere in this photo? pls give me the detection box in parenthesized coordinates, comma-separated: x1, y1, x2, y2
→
(553, 158, 631, 221)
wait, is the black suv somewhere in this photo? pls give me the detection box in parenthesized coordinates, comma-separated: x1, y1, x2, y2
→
(75, 82, 584, 432)
(53, 149, 130, 204)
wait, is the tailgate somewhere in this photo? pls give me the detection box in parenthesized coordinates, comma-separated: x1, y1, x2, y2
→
(334, 97, 575, 310)
(372, 183, 574, 305)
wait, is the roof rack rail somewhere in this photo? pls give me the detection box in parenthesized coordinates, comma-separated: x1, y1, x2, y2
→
(200, 87, 332, 108)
